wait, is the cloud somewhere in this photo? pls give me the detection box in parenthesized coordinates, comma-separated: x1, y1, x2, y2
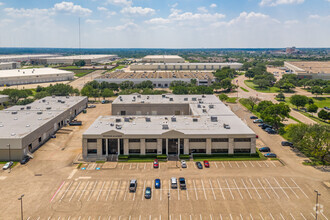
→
(0, 2, 4, 6)
(145, 18, 170, 24)
(86, 19, 101, 24)
(53, 2, 92, 16)
(121, 6, 155, 16)
(97, 7, 108, 11)
(197, 7, 208, 13)
(4, 8, 53, 18)
(171, 3, 178, 8)
(210, 4, 217, 8)
(169, 11, 225, 22)
(284, 19, 299, 25)
(0, 19, 13, 27)
(259, 0, 304, 6)
(105, 22, 138, 31)
(106, 0, 132, 6)
(309, 14, 330, 20)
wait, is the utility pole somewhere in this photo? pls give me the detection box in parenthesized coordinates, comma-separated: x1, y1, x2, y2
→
(18, 194, 24, 220)
(167, 192, 170, 220)
(314, 190, 321, 220)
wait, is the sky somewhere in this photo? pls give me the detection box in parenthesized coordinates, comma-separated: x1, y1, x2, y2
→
(0, 0, 329, 48)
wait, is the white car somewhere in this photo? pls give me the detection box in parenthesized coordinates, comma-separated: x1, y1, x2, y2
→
(181, 160, 187, 168)
(2, 161, 13, 170)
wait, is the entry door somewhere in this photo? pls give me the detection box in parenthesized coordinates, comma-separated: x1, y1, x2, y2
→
(108, 139, 118, 154)
(168, 139, 178, 155)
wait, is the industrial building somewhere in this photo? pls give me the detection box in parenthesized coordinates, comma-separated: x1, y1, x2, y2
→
(0, 95, 9, 106)
(0, 68, 74, 86)
(284, 61, 330, 80)
(83, 95, 256, 161)
(0, 62, 21, 70)
(142, 55, 184, 63)
(32, 54, 118, 65)
(96, 71, 214, 88)
(0, 96, 88, 161)
(0, 54, 57, 63)
(130, 62, 243, 71)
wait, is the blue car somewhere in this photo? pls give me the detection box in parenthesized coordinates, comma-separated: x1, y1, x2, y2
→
(264, 153, 277, 158)
(155, 179, 161, 189)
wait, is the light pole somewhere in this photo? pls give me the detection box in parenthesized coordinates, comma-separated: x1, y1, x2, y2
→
(18, 194, 24, 220)
(314, 190, 321, 220)
(167, 192, 170, 220)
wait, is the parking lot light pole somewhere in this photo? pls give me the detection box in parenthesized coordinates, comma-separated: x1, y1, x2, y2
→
(18, 194, 24, 220)
(168, 192, 170, 220)
(314, 190, 321, 220)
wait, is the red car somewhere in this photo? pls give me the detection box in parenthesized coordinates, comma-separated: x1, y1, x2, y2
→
(153, 159, 159, 168)
(203, 160, 210, 168)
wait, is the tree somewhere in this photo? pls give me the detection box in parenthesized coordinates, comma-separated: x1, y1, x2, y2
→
(119, 81, 134, 90)
(290, 95, 308, 109)
(318, 110, 330, 121)
(214, 67, 236, 81)
(256, 100, 273, 112)
(311, 86, 323, 97)
(308, 98, 314, 105)
(245, 70, 255, 79)
(90, 89, 100, 101)
(74, 60, 86, 67)
(220, 78, 235, 91)
(190, 79, 197, 86)
(101, 88, 114, 99)
(172, 86, 189, 94)
(218, 94, 229, 101)
(8, 89, 28, 104)
(246, 96, 260, 111)
(81, 85, 93, 98)
(135, 80, 153, 89)
(34, 91, 49, 99)
(307, 104, 318, 114)
(260, 103, 290, 130)
(276, 92, 285, 101)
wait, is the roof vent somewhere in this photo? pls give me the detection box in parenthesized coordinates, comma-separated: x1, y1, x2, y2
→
(147, 96, 150, 99)
(137, 95, 141, 98)
(193, 118, 198, 122)
(61, 101, 65, 103)
(0, 124, 3, 127)
(124, 117, 130, 122)
(46, 107, 51, 110)
(169, 98, 173, 101)
(141, 100, 145, 103)
(11, 111, 17, 114)
(145, 117, 151, 122)
(162, 94, 166, 98)
(202, 95, 206, 98)
(211, 116, 218, 122)
(116, 118, 121, 123)
(42, 99, 46, 102)
(66, 96, 69, 99)
(223, 123, 230, 129)
(171, 117, 176, 122)
(192, 97, 197, 101)
(197, 104, 201, 108)
(26, 125, 30, 127)
(116, 124, 122, 129)
(209, 105, 214, 109)
(37, 111, 43, 115)
(162, 124, 169, 130)
(11, 133, 16, 136)
(26, 106, 31, 110)
(184, 98, 188, 101)
(20, 107, 24, 110)
(110, 123, 114, 126)
(52, 95, 55, 98)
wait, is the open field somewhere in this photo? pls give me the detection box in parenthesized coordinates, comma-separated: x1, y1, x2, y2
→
(244, 80, 280, 93)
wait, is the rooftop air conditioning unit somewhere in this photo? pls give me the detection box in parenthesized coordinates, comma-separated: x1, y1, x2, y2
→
(11, 111, 18, 114)
(37, 111, 43, 115)
(145, 117, 151, 122)
(116, 118, 121, 123)
(211, 116, 218, 122)
(162, 124, 169, 130)
(193, 118, 198, 122)
(26, 106, 31, 110)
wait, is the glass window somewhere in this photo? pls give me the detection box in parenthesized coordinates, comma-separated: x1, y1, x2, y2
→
(234, 138, 251, 142)
(211, 138, 229, 142)
(129, 139, 140, 143)
(129, 149, 141, 154)
(211, 149, 228, 153)
(234, 149, 251, 153)
(189, 149, 206, 153)
(146, 139, 157, 142)
(87, 149, 97, 154)
(146, 149, 157, 154)
(189, 138, 206, 142)
(87, 139, 97, 143)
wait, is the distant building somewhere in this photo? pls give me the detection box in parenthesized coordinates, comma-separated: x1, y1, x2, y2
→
(142, 55, 185, 63)
(0, 95, 9, 106)
(0, 54, 57, 63)
(0, 62, 21, 70)
(32, 54, 118, 65)
(284, 61, 330, 80)
(286, 47, 296, 54)
(0, 68, 74, 86)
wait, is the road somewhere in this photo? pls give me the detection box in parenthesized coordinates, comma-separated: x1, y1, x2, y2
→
(69, 70, 106, 90)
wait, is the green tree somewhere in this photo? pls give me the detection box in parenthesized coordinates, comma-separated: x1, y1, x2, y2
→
(81, 85, 93, 98)
(135, 80, 154, 89)
(246, 96, 260, 111)
(101, 88, 114, 99)
(91, 89, 100, 101)
(290, 95, 308, 109)
(190, 79, 197, 86)
(172, 86, 189, 94)
(311, 86, 323, 97)
(119, 81, 134, 90)
(307, 104, 318, 114)
(74, 60, 86, 67)
(261, 103, 290, 130)
(8, 89, 28, 104)
(34, 91, 49, 99)
(256, 100, 273, 112)
(245, 70, 255, 79)
(220, 78, 235, 91)
(276, 92, 285, 101)
(219, 94, 229, 101)
(318, 110, 330, 121)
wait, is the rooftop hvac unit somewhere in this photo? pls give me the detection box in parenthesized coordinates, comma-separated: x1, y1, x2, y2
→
(171, 117, 176, 122)
(147, 96, 150, 99)
(66, 96, 69, 99)
(11, 111, 17, 114)
(116, 124, 122, 130)
(110, 123, 114, 126)
(124, 117, 130, 122)
(141, 100, 145, 103)
(162, 94, 166, 98)
(209, 105, 214, 109)
(42, 99, 46, 102)
(137, 95, 141, 98)
(37, 111, 43, 115)
(116, 118, 121, 123)
(145, 117, 151, 122)
(184, 98, 188, 101)
(162, 124, 169, 130)
(61, 101, 65, 103)
(169, 98, 173, 101)
(26, 106, 31, 110)
(223, 123, 230, 129)
(211, 116, 218, 122)
(20, 107, 24, 110)
(193, 118, 198, 122)
(52, 95, 55, 98)
(58, 100, 62, 102)
(192, 97, 197, 101)
(197, 104, 201, 108)
(46, 107, 51, 110)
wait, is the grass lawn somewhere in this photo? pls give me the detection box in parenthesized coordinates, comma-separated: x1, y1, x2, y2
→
(284, 97, 330, 109)
(106, 65, 125, 73)
(240, 87, 249, 92)
(58, 66, 79, 70)
(299, 111, 329, 126)
(244, 80, 280, 93)
(72, 70, 95, 77)
(226, 97, 238, 103)
(193, 157, 266, 161)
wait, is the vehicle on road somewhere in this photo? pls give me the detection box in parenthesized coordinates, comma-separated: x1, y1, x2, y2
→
(88, 105, 96, 108)
(51, 134, 56, 138)
(250, 116, 258, 119)
(155, 179, 161, 189)
(101, 100, 110, 104)
(196, 162, 203, 169)
(171, 177, 177, 188)
(281, 141, 293, 147)
(203, 160, 210, 168)
(145, 187, 152, 199)
(20, 156, 30, 164)
(129, 179, 137, 192)
(153, 159, 159, 168)
(179, 177, 186, 190)
(2, 161, 13, 170)
(253, 119, 263, 123)
(264, 153, 277, 158)
(259, 147, 270, 152)
(181, 160, 187, 168)
(69, 120, 82, 126)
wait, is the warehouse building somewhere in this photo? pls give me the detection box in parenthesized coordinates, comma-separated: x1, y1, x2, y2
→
(0, 68, 74, 86)
(0, 96, 88, 161)
(0, 62, 21, 70)
(142, 55, 184, 63)
(130, 62, 243, 71)
(32, 54, 118, 65)
(83, 95, 256, 161)
(284, 61, 330, 80)
(0, 54, 57, 63)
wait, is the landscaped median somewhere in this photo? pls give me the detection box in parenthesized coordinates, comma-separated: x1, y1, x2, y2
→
(118, 154, 167, 162)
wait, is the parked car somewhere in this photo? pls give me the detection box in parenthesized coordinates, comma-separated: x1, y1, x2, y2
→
(253, 119, 263, 123)
(259, 147, 270, 152)
(281, 141, 293, 147)
(145, 187, 152, 199)
(250, 115, 258, 119)
(264, 153, 277, 158)
(88, 105, 96, 108)
(129, 179, 137, 192)
(179, 177, 186, 190)
(2, 161, 13, 170)
(324, 107, 330, 110)
(20, 156, 30, 165)
(101, 100, 110, 104)
(203, 160, 210, 168)
(266, 128, 277, 134)
(181, 160, 187, 168)
(155, 179, 161, 189)
(153, 159, 159, 168)
(171, 177, 177, 189)
(196, 162, 203, 169)
(261, 124, 272, 129)
(50, 134, 56, 138)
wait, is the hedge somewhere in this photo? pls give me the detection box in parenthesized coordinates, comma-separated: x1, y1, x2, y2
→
(179, 154, 190, 160)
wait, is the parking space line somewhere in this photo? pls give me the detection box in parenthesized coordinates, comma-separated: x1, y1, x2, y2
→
(242, 161, 247, 168)
(78, 181, 90, 201)
(78, 216, 81, 220)
(282, 178, 299, 198)
(193, 180, 198, 200)
(228, 161, 232, 168)
(270, 161, 276, 167)
(225, 179, 234, 199)
(121, 164, 124, 170)
(68, 216, 71, 220)
(273, 178, 289, 199)
(186, 187, 189, 200)
(142, 180, 146, 200)
(221, 162, 225, 168)
(321, 212, 329, 220)
(60, 181, 73, 202)
(177, 183, 180, 200)
(233, 179, 243, 199)
(124, 181, 129, 201)
(105, 181, 113, 201)
(249, 161, 254, 167)
(129, 163, 132, 170)
(269, 213, 275, 220)
(263, 161, 269, 167)
(114, 180, 121, 201)
(97, 181, 106, 201)
(69, 181, 81, 202)
(235, 162, 240, 168)
(217, 178, 225, 200)
(300, 213, 307, 220)
(257, 178, 271, 199)
(290, 178, 309, 198)
(26, 217, 30, 220)
(87, 181, 98, 201)
(280, 213, 285, 220)
(259, 213, 264, 220)
(151, 182, 154, 201)
(249, 179, 261, 199)
(214, 162, 218, 168)
(241, 179, 252, 199)
(310, 213, 316, 219)
(144, 163, 146, 170)
(160, 214, 161, 220)
(50, 181, 65, 202)
(290, 213, 295, 220)
(209, 179, 216, 200)
(201, 179, 207, 200)
(256, 161, 262, 167)
(240, 214, 243, 220)
(229, 214, 233, 220)
(210, 214, 213, 220)
(36, 217, 40, 220)
(219, 214, 223, 220)
(250, 213, 254, 220)
(200, 214, 202, 220)
(264, 178, 279, 199)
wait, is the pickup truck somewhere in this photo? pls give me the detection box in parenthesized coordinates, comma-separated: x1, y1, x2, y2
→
(129, 179, 137, 192)
(179, 177, 186, 190)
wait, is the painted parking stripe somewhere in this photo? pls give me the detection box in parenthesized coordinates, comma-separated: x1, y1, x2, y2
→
(250, 213, 254, 220)
(300, 213, 307, 220)
(259, 213, 264, 220)
(256, 161, 262, 167)
(201, 179, 207, 200)
(240, 214, 243, 220)
(233, 179, 243, 199)
(280, 213, 285, 220)
(217, 178, 225, 199)
(221, 162, 225, 168)
(269, 213, 275, 220)
(78, 181, 90, 201)
(235, 162, 240, 168)
(50, 181, 65, 202)
(97, 181, 106, 201)
(263, 161, 269, 167)
(249, 178, 261, 199)
(321, 212, 329, 220)
(241, 179, 252, 199)
(69, 181, 81, 202)
(290, 178, 309, 198)
(87, 181, 98, 201)
(214, 162, 218, 168)
(249, 161, 254, 167)
(257, 178, 271, 199)
(310, 213, 316, 219)
(114, 180, 122, 201)
(264, 178, 279, 199)
(229, 214, 233, 220)
(270, 161, 276, 167)
(193, 180, 198, 200)
(60, 181, 73, 202)
(142, 180, 146, 200)
(282, 178, 299, 198)
(228, 161, 232, 168)
(219, 214, 223, 220)
(177, 182, 180, 200)
(186, 186, 189, 200)
(225, 179, 234, 199)
(124, 181, 129, 201)
(242, 161, 247, 168)
(290, 213, 296, 220)
(273, 178, 289, 199)
(209, 179, 216, 200)
(105, 180, 113, 201)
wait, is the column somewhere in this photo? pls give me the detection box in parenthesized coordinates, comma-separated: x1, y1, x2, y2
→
(117, 139, 120, 155)
(140, 139, 146, 155)
(105, 139, 108, 156)
(97, 138, 102, 158)
(166, 138, 168, 155)
(177, 138, 180, 155)
(157, 139, 162, 155)
(250, 137, 256, 154)
(184, 139, 189, 155)
(82, 138, 88, 159)
(228, 138, 234, 154)
(206, 138, 211, 154)
(124, 139, 129, 155)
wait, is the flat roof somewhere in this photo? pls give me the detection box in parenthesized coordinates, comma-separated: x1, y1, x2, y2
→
(132, 62, 243, 66)
(0, 96, 86, 139)
(0, 68, 73, 78)
(0, 54, 56, 59)
(285, 61, 330, 74)
(85, 95, 254, 136)
(46, 55, 117, 60)
(143, 55, 183, 59)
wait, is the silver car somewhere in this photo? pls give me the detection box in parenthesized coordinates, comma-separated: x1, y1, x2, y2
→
(2, 161, 13, 170)
(181, 160, 187, 168)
